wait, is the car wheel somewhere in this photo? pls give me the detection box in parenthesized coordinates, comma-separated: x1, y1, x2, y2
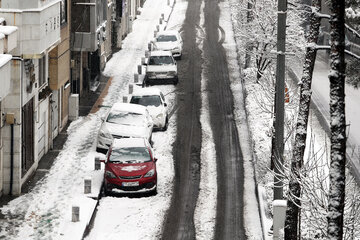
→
(177, 55, 182, 60)
(103, 183, 110, 197)
(149, 135, 153, 146)
(162, 117, 168, 131)
(143, 76, 149, 87)
(150, 187, 157, 196)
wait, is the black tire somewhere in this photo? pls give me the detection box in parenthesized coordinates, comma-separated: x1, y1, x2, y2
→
(103, 183, 110, 197)
(162, 117, 169, 131)
(173, 77, 179, 85)
(149, 134, 153, 146)
(150, 187, 157, 196)
(143, 76, 149, 87)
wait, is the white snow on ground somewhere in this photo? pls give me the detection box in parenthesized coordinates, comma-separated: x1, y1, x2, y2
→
(219, 1, 264, 239)
(0, 0, 187, 239)
(85, 0, 188, 239)
(85, 114, 177, 240)
(193, 1, 217, 239)
(0, 115, 103, 239)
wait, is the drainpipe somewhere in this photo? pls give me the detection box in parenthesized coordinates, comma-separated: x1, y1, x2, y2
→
(9, 123, 14, 195)
(11, 56, 23, 195)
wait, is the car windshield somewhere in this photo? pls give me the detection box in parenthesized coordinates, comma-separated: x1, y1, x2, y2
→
(149, 56, 174, 65)
(109, 147, 151, 163)
(157, 35, 177, 42)
(106, 111, 146, 126)
(130, 95, 162, 107)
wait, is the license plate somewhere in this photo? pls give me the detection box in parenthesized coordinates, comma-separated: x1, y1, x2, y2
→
(122, 181, 139, 187)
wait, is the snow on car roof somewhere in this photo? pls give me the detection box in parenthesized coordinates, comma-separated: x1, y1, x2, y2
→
(156, 30, 178, 36)
(150, 50, 172, 57)
(132, 87, 162, 96)
(112, 138, 148, 149)
(111, 102, 147, 114)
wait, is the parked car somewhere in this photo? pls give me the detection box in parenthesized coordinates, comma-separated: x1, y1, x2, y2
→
(153, 30, 183, 59)
(96, 103, 153, 153)
(144, 50, 178, 85)
(130, 87, 169, 131)
(101, 138, 157, 195)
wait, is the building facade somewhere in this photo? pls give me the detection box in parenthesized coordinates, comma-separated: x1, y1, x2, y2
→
(0, 25, 16, 197)
(0, 0, 142, 196)
(0, 0, 61, 195)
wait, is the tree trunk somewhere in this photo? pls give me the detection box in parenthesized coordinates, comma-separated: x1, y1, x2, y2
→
(284, 1, 322, 239)
(327, 1, 346, 239)
(245, 0, 253, 69)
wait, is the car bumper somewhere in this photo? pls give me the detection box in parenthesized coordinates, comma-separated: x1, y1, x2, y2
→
(96, 136, 112, 152)
(152, 117, 166, 129)
(147, 74, 177, 80)
(105, 179, 157, 193)
(171, 51, 181, 57)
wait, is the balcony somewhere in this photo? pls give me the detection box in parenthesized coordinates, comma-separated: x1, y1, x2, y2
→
(0, 25, 18, 53)
(0, 0, 61, 57)
(0, 54, 12, 100)
(71, 0, 107, 52)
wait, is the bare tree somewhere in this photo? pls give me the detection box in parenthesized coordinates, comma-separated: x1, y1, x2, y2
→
(284, 0, 322, 239)
(231, 0, 305, 81)
(327, 0, 347, 239)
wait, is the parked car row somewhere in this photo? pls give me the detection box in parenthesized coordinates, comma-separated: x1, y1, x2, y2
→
(144, 30, 183, 86)
(97, 30, 183, 196)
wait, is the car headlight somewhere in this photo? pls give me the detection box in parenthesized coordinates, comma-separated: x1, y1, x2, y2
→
(156, 113, 163, 119)
(105, 170, 117, 179)
(99, 130, 113, 139)
(172, 46, 179, 50)
(168, 71, 177, 75)
(147, 72, 156, 77)
(144, 169, 155, 177)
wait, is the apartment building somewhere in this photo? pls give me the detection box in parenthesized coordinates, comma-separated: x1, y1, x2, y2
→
(0, 0, 61, 195)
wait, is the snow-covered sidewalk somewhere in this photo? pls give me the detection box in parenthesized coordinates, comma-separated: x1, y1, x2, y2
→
(288, 54, 360, 182)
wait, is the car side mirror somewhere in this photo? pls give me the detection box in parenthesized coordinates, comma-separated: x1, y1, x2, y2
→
(154, 158, 158, 162)
(164, 103, 167, 107)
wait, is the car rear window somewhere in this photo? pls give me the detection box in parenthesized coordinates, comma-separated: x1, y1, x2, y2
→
(109, 147, 151, 163)
(157, 35, 177, 42)
(149, 56, 174, 65)
(106, 111, 147, 126)
(130, 95, 161, 107)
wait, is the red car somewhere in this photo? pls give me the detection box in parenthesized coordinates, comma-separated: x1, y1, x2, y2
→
(101, 138, 157, 195)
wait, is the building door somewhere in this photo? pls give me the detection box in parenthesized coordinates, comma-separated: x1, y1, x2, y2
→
(22, 99, 34, 177)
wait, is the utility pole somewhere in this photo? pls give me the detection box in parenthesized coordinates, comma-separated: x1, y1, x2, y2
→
(273, 0, 287, 200)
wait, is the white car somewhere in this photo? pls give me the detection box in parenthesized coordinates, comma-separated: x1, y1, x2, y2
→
(153, 30, 183, 59)
(144, 50, 178, 85)
(130, 87, 169, 131)
(96, 103, 154, 153)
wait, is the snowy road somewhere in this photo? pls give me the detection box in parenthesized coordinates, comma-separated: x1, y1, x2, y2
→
(86, 0, 187, 239)
(0, 0, 263, 238)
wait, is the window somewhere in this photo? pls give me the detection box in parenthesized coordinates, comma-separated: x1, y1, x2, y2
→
(60, 0, 67, 26)
(38, 56, 47, 88)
